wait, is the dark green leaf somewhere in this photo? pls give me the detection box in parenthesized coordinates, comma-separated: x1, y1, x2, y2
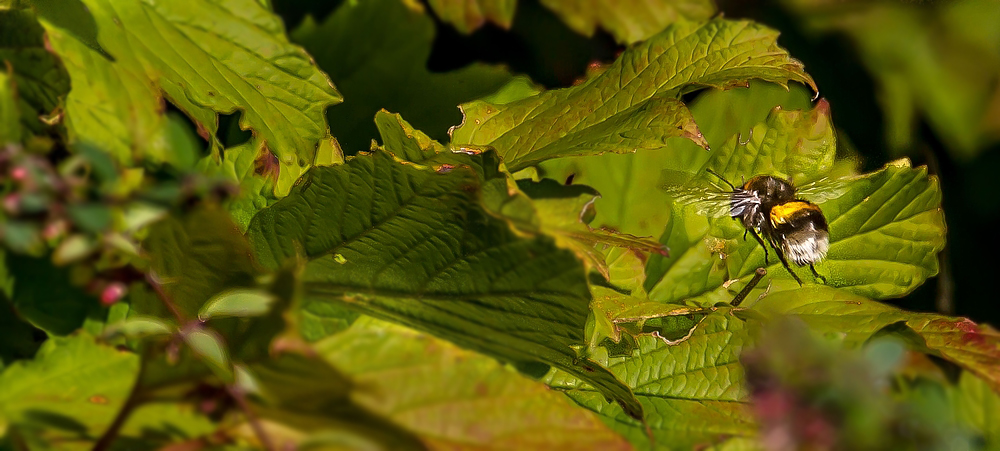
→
(247, 149, 643, 419)
(0, 8, 70, 130)
(143, 207, 260, 319)
(6, 253, 100, 335)
(292, 0, 513, 152)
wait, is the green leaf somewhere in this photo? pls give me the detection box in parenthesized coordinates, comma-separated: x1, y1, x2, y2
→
(198, 289, 276, 320)
(318, 318, 632, 450)
(114, 401, 216, 449)
(0, 8, 70, 131)
(196, 137, 280, 231)
(452, 18, 817, 172)
(5, 253, 100, 335)
(142, 206, 260, 319)
(292, 0, 513, 152)
(537, 81, 816, 238)
(246, 149, 643, 419)
(181, 327, 233, 383)
(643, 109, 942, 302)
(548, 312, 757, 450)
(426, 0, 516, 34)
(539, 0, 716, 44)
(29, 0, 112, 60)
(41, 0, 341, 185)
(0, 334, 140, 450)
(754, 286, 1000, 395)
(951, 372, 1000, 448)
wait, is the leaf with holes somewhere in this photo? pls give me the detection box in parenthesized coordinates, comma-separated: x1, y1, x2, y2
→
(546, 312, 757, 450)
(451, 18, 816, 172)
(246, 149, 643, 419)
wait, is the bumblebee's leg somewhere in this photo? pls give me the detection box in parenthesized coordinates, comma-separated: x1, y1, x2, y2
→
(772, 245, 803, 286)
(810, 264, 827, 284)
(747, 228, 769, 265)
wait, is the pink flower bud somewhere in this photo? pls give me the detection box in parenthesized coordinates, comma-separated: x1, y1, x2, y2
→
(101, 282, 128, 306)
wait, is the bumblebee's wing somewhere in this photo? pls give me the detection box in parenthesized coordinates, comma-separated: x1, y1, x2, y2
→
(662, 182, 739, 218)
(796, 176, 856, 204)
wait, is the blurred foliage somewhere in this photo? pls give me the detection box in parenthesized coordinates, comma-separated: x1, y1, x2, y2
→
(1, 0, 999, 450)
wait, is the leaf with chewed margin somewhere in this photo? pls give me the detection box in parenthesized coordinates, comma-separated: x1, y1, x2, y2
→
(546, 312, 757, 450)
(246, 149, 643, 419)
(754, 286, 1000, 396)
(317, 318, 632, 450)
(0, 334, 140, 451)
(41, 0, 341, 191)
(452, 18, 816, 172)
(539, 0, 715, 44)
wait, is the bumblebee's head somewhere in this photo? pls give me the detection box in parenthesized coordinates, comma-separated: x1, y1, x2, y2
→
(743, 176, 795, 208)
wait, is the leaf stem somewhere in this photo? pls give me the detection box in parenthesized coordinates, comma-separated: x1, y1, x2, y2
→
(226, 384, 276, 451)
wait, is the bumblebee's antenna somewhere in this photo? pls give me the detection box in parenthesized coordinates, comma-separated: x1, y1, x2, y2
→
(705, 168, 737, 190)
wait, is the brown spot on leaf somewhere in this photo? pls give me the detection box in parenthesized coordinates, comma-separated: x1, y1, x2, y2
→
(89, 395, 109, 404)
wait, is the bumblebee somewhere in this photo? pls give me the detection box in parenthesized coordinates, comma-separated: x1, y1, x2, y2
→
(706, 169, 829, 286)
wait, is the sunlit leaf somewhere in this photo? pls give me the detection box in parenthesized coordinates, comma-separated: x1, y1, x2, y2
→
(0, 334, 140, 451)
(452, 18, 816, 172)
(246, 149, 644, 419)
(547, 312, 757, 450)
(426, 0, 517, 34)
(41, 0, 341, 186)
(319, 318, 632, 450)
(540, 0, 715, 43)
(292, 0, 512, 152)
(102, 316, 174, 339)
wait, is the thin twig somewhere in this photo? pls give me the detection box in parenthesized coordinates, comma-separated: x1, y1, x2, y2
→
(732, 268, 767, 307)
(92, 353, 146, 451)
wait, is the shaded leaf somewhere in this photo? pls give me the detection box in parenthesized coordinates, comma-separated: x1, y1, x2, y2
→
(195, 137, 279, 231)
(292, 0, 512, 152)
(0, 69, 18, 143)
(199, 289, 276, 321)
(41, 0, 341, 188)
(6, 253, 100, 335)
(246, 149, 643, 419)
(318, 318, 632, 451)
(452, 18, 817, 172)
(0, 334, 140, 451)
(0, 9, 70, 131)
(427, 0, 517, 34)
(540, 0, 716, 44)
(950, 372, 1000, 448)
(143, 206, 260, 319)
